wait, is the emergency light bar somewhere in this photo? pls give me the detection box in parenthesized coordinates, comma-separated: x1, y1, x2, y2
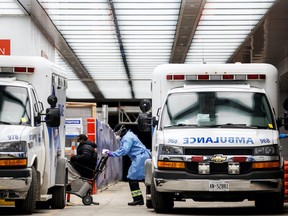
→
(0, 67, 35, 73)
(166, 74, 266, 81)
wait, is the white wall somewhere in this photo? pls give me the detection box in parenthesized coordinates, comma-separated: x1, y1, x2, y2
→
(0, 16, 55, 61)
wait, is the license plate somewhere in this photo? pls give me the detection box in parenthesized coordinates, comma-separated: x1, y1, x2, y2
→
(209, 181, 229, 191)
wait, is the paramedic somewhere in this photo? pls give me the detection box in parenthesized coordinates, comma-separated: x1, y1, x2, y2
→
(70, 134, 97, 179)
(104, 124, 151, 206)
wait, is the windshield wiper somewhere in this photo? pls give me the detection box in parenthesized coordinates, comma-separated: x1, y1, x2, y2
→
(210, 123, 257, 129)
(164, 124, 198, 128)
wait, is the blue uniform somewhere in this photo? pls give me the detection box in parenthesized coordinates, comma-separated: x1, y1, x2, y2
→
(111, 130, 151, 180)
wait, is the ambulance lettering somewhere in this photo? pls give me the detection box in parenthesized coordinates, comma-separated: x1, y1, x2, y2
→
(168, 138, 178, 144)
(183, 137, 254, 144)
(7, 134, 19, 140)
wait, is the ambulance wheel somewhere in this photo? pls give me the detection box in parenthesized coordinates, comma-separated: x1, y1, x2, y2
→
(50, 185, 66, 209)
(82, 195, 93, 205)
(15, 166, 37, 214)
(146, 185, 153, 209)
(50, 170, 67, 209)
(255, 190, 284, 213)
(151, 178, 174, 213)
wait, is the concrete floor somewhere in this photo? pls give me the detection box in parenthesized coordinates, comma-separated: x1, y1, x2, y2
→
(1, 181, 288, 216)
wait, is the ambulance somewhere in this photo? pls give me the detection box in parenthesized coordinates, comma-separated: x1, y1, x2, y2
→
(138, 63, 288, 213)
(0, 56, 67, 213)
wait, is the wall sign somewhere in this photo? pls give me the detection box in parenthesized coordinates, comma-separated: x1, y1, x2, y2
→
(0, 39, 10, 55)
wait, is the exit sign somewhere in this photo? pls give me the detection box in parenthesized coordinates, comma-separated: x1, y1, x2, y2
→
(0, 39, 10, 55)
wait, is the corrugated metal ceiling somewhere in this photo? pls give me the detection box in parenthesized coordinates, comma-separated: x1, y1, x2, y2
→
(1, 0, 283, 103)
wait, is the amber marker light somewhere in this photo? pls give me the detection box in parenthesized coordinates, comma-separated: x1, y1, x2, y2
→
(0, 159, 27, 167)
(252, 161, 280, 169)
(158, 161, 185, 169)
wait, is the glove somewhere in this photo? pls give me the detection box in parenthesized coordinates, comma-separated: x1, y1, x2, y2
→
(102, 149, 113, 157)
(106, 151, 114, 157)
(102, 149, 109, 154)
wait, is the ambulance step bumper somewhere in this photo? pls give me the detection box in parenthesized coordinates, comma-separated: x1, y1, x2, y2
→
(154, 178, 282, 193)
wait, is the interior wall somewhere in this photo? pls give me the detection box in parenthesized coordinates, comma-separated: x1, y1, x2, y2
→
(0, 16, 55, 60)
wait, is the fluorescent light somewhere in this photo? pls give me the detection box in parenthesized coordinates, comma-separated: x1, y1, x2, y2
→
(113, 3, 181, 9)
(116, 9, 180, 15)
(205, 2, 273, 9)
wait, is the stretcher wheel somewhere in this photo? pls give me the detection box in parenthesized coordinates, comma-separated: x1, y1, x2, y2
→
(82, 195, 93, 205)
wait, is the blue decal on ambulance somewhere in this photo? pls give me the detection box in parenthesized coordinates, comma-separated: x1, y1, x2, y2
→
(183, 137, 254, 144)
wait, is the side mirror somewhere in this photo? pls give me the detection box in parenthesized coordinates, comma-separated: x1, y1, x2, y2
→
(46, 107, 60, 127)
(284, 112, 288, 130)
(44, 95, 60, 127)
(276, 117, 282, 128)
(138, 113, 152, 132)
(278, 98, 288, 130)
(138, 99, 152, 132)
(140, 99, 152, 113)
(47, 95, 58, 108)
(283, 98, 288, 111)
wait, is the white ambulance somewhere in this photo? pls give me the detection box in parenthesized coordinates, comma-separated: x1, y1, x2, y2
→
(0, 56, 67, 214)
(138, 63, 288, 213)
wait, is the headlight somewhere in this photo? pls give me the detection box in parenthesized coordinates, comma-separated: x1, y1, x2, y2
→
(254, 145, 278, 156)
(0, 141, 27, 152)
(159, 145, 183, 155)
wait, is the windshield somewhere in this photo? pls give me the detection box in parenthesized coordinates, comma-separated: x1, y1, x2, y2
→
(161, 91, 275, 129)
(0, 86, 31, 125)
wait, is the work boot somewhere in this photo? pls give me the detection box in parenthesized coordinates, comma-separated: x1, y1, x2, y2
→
(128, 180, 144, 206)
(128, 198, 144, 206)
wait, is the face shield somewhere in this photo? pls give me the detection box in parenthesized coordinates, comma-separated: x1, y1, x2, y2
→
(114, 125, 125, 138)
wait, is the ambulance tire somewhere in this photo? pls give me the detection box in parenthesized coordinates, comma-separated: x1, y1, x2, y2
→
(151, 178, 174, 213)
(15, 166, 37, 214)
(35, 201, 50, 209)
(50, 185, 66, 209)
(146, 185, 153, 209)
(255, 190, 284, 213)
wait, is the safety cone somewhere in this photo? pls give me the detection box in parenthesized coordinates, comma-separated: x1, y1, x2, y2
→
(70, 141, 76, 157)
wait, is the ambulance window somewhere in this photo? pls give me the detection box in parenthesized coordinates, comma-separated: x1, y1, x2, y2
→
(161, 91, 275, 129)
(0, 86, 31, 125)
(31, 89, 40, 126)
(161, 93, 199, 127)
(215, 92, 274, 128)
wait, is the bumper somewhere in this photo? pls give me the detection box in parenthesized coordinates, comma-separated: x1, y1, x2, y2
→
(154, 169, 283, 193)
(154, 178, 282, 193)
(0, 168, 32, 199)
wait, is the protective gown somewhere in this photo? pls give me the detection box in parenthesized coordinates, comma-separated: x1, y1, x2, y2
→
(111, 130, 151, 180)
